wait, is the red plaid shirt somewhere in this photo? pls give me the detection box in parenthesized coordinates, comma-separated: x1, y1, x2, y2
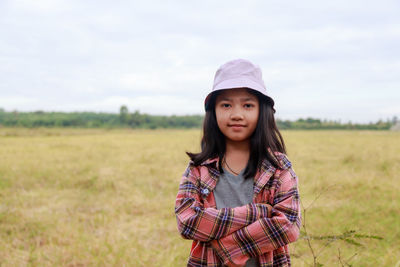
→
(174, 152, 301, 267)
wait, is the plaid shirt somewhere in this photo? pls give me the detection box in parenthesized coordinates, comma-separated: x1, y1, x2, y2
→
(174, 152, 301, 267)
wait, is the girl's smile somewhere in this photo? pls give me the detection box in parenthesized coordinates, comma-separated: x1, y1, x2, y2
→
(215, 88, 259, 143)
(229, 124, 246, 131)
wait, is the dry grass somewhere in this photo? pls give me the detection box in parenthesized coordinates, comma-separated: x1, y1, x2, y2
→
(0, 128, 399, 266)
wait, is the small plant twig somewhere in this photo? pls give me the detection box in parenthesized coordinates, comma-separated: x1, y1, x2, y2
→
(299, 184, 382, 266)
(337, 248, 357, 267)
(303, 184, 337, 210)
(300, 203, 317, 266)
(300, 184, 338, 266)
(338, 248, 345, 267)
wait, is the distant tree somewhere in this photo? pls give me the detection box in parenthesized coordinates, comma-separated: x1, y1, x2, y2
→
(130, 110, 143, 127)
(119, 105, 129, 124)
(0, 109, 393, 130)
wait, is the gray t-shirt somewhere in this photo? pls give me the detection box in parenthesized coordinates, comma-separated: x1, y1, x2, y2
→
(213, 168, 258, 267)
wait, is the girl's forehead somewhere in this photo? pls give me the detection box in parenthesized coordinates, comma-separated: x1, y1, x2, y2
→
(217, 88, 257, 99)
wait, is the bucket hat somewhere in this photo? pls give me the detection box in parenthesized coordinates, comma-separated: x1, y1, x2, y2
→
(204, 59, 274, 110)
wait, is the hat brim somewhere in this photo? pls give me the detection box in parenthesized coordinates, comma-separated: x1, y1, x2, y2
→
(204, 85, 274, 111)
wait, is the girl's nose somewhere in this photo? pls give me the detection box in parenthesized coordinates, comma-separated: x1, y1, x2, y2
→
(230, 111, 244, 120)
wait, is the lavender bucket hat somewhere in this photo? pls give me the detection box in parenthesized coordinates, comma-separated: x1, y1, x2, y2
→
(204, 58, 274, 111)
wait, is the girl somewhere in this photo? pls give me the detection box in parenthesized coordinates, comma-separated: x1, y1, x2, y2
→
(174, 59, 301, 267)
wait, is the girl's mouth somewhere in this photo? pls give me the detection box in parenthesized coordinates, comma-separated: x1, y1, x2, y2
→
(229, 124, 246, 131)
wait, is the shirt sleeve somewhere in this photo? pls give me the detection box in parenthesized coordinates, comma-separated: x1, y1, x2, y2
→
(175, 163, 273, 242)
(210, 166, 301, 266)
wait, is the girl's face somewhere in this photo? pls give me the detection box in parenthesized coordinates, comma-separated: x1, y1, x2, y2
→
(215, 88, 259, 144)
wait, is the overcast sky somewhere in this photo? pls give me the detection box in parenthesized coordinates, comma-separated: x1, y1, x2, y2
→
(1, 0, 399, 123)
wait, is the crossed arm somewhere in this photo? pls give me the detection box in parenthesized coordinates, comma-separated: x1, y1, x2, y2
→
(174, 164, 301, 266)
(174, 164, 273, 242)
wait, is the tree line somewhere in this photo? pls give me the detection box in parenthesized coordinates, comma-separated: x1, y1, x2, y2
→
(0, 106, 396, 130)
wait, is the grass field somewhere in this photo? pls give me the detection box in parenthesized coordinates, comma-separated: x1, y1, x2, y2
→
(0, 128, 399, 266)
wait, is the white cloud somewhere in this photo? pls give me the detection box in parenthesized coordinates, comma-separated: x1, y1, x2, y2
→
(0, 96, 39, 108)
(30, 95, 203, 115)
(9, 0, 70, 12)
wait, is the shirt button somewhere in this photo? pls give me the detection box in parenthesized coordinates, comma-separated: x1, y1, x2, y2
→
(201, 188, 209, 195)
(195, 207, 201, 212)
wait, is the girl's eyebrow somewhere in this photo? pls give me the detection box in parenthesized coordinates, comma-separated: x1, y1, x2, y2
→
(241, 97, 257, 101)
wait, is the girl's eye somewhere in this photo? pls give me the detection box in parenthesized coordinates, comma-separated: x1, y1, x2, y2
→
(222, 103, 231, 108)
(244, 104, 254, 108)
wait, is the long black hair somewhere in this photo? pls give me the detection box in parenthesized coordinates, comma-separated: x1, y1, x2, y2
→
(186, 88, 286, 179)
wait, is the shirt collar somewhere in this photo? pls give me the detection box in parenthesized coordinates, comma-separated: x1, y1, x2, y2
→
(199, 156, 278, 195)
(200, 157, 219, 166)
(253, 158, 277, 194)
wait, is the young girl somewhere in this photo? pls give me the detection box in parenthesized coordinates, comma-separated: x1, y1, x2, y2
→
(174, 59, 301, 267)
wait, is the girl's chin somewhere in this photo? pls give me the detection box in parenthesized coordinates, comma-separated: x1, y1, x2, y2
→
(226, 136, 251, 143)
